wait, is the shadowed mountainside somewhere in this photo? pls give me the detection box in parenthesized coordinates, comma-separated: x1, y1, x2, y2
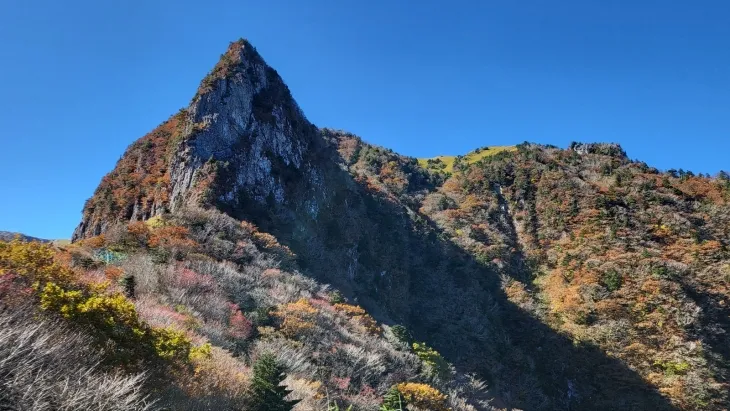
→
(60, 39, 730, 410)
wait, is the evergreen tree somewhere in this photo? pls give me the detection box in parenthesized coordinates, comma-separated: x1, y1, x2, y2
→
(121, 274, 135, 299)
(390, 325, 413, 346)
(380, 386, 406, 411)
(250, 353, 299, 411)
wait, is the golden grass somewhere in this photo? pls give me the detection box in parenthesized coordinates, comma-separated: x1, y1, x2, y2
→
(417, 145, 517, 173)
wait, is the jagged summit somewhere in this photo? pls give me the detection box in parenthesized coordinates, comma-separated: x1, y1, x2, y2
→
(195, 39, 263, 96)
(73, 38, 319, 241)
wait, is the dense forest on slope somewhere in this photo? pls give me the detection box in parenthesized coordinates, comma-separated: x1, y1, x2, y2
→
(3, 39, 729, 411)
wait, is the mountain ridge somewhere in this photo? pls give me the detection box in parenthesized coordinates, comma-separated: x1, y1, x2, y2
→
(53, 38, 730, 409)
(0, 231, 49, 243)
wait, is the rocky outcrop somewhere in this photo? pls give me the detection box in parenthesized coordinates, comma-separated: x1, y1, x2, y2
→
(569, 141, 626, 157)
(169, 40, 323, 211)
(73, 40, 327, 241)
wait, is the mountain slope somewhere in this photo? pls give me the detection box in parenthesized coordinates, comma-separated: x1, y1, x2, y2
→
(418, 143, 730, 409)
(59, 39, 730, 410)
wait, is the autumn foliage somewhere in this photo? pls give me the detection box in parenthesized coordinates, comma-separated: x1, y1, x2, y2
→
(396, 382, 450, 411)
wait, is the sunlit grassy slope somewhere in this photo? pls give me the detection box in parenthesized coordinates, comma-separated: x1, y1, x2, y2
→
(417, 145, 517, 173)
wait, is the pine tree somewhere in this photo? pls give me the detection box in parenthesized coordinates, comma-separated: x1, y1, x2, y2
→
(250, 353, 299, 411)
(380, 386, 406, 411)
(390, 325, 413, 346)
(121, 274, 135, 299)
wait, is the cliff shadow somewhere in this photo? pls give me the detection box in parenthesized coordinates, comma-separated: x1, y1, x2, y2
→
(678, 278, 730, 407)
(220, 142, 677, 411)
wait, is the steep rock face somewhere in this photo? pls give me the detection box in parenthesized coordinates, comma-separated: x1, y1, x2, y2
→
(73, 40, 326, 241)
(169, 40, 323, 214)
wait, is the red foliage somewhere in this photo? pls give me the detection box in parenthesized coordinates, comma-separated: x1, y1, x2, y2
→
(331, 376, 351, 390)
(227, 304, 253, 340)
(0, 273, 33, 307)
(173, 268, 216, 293)
(308, 297, 335, 312)
(136, 298, 190, 328)
(148, 226, 197, 251)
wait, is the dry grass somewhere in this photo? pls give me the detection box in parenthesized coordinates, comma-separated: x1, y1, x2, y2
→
(0, 307, 152, 411)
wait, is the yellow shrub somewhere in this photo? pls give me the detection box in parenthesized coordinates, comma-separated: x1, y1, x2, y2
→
(251, 231, 296, 264)
(184, 347, 250, 400)
(280, 316, 315, 338)
(396, 382, 450, 411)
(274, 299, 318, 339)
(145, 215, 166, 229)
(151, 327, 193, 361)
(39, 282, 84, 317)
(189, 342, 213, 361)
(412, 342, 450, 379)
(39, 282, 138, 327)
(334, 303, 367, 316)
(334, 303, 382, 335)
(0, 239, 73, 284)
(1, 239, 204, 365)
(39, 280, 196, 362)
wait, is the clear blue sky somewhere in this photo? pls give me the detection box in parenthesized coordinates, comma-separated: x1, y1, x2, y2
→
(1, 1, 729, 239)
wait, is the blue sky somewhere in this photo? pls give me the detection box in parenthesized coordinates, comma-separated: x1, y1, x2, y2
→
(1, 0, 729, 239)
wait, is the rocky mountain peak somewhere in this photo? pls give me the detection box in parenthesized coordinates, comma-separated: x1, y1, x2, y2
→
(73, 39, 322, 241)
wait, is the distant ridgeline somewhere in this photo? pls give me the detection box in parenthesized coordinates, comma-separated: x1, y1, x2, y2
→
(0, 231, 49, 242)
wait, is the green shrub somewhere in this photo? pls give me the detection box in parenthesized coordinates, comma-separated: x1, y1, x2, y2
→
(654, 360, 690, 377)
(330, 290, 345, 304)
(390, 325, 413, 345)
(121, 274, 136, 299)
(380, 386, 406, 411)
(412, 342, 450, 379)
(601, 270, 622, 292)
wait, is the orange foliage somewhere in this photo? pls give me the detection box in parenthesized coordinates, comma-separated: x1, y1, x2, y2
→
(81, 112, 186, 234)
(380, 161, 408, 192)
(125, 221, 151, 247)
(336, 135, 360, 163)
(82, 235, 106, 249)
(674, 176, 725, 203)
(441, 176, 463, 195)
(273, 299, 319, 339)
(334, 303, 382, 335)
(460, 194, 487, 212)
(197, 40, 245, 95)
(396, 382, 449, 411)
(104, 266, 124, 282)
(148, 225, 197, 250)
